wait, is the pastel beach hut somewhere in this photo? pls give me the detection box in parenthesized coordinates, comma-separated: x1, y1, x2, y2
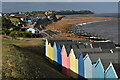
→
(88, 52, 119, 79)
(69, 44, 80, 78)
(71, 48, 85, 78)
(69, 48, 78, 78)
(49, 42, 54, 61)
(78, 53, 84, 78)
(45, 39, 48, 57)
(105, 63, 119, 79)
(53, 42, 58, 63)
(83, 54, 93, 78)
(93, 58, 104, 78)
(47, 42, 51, 59)
(57, 43, 62, 71)
(61, 44, 71, 76)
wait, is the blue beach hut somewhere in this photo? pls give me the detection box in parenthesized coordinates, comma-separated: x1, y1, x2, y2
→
(53, 42, 57, 62)
(83, 54, 92, 78)
(93, 58, 104, 78)
(105, 62, 118, 78)
(78, 53, 84, 77)
(57, 44, 62, 71)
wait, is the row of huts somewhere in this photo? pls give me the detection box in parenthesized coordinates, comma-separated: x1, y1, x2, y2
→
(45, 38, 120, 79)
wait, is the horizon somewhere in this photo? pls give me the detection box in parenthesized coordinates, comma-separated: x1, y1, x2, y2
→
(2, 2, 118, 13)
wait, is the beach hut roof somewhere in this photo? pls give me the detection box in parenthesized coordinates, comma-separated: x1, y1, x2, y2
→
(94, 58, 104, 70)
(89, 52, 119, 69)
(75, 48, 102, 53)
(47, 38, 70, 42)
(112, 63, 120, 78)
(72, 49, 84, 58)
(64, 44, 72, 56)
(92, 42, 116, 49)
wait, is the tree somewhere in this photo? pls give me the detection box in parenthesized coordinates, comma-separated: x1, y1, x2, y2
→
(2, 16, 21, 35)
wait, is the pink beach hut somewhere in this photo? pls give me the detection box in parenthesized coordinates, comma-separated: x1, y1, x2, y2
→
(61, 44, 71, 76)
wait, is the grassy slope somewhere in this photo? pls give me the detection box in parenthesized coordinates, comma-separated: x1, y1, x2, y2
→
(2, 38, 67, 79)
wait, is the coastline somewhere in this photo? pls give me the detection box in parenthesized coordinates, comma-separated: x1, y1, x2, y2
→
(69, 19, 119, 45)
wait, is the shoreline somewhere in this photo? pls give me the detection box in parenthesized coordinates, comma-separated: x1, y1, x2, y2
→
(69, 19, 119, 45)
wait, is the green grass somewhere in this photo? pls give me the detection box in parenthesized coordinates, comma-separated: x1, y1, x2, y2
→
(2, 38, 67, 79)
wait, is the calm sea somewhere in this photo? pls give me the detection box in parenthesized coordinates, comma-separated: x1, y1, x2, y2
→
(2, 2, 118, 13)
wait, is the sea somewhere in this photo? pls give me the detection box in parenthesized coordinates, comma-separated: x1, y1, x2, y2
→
(70, 19, 119, 44)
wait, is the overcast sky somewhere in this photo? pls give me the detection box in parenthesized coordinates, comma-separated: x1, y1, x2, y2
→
(1, 0, 120, 2)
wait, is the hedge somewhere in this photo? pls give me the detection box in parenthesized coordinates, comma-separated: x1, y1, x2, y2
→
(9, 31, 33, 38)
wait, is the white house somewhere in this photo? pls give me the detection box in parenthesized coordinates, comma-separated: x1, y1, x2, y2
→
(26, 28, 35, 33)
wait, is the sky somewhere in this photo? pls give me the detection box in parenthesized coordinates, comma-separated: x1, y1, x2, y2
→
(1, 0, 120, 2)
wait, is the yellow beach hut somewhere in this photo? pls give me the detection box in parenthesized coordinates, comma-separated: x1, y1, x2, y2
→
(49, 42, 54, 61)
(69, 48, 78, 78)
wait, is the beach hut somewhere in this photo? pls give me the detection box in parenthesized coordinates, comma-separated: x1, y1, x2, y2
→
(105, 63, 118, 78)
(78, 53, 84, 78)
(61, 45, 70, 76)
(47, 42, 51, 59)
(45, 39, 48, 57)
(93, 58, 104, 78)
(53, 42, 57, 62)
(57, 44, 62, 71)
(49, 42, 54, 61)
(71, 49, 85, 78)
(83, 54, 92, 78)
(69, 49, 78, 78)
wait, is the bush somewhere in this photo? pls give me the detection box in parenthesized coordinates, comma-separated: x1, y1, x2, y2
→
(9, 31, 16, 37)
(9, 31, 33, 38)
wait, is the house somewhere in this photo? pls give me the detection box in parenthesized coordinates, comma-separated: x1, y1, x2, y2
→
(61, 45, 70, 76)
(27, 20, 32, 23)
(83, 54, 93, 78)
(105, 62, 118, 78)
(69, 48, 78, 78)
(10, 14, 15, 16)
(26, 28, 35, 33)
(44, 11, 53, 15)
(93, 58, 104, 78)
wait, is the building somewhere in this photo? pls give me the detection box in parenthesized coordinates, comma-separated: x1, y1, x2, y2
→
(45, 39, 119, 79)
(78, 53, 84, 77)
(26, 28, 35, 33)
(69, 49, 78, 78)
(45, 39, 48, 57)
(53, 42, 57, 63)
(93, 58, 104, 78)
(61, 45, 70, 76)
(83, 54, 93, 78)
(57, 44, 62, 71)
(105, 63, 118, 78)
